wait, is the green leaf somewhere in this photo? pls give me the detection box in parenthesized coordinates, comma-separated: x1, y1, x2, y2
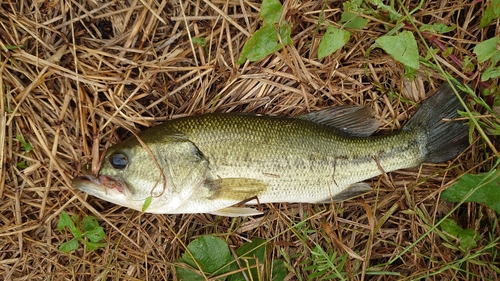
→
(176, 267, 208, 281)
(441, 170, 500, 214)
(272, 259, 287, 281)
(474, 37, 500, 63)
(2, 45, 23, 51)
(491, 50, 500, 65)
(343, 0, 364, 12)
(83, 240, 107, 251)
(482, 65, 500, 81)
(374, 31, 419, 69)
(142, 196, 153, 212)
(16, 135, 34, 152)
(420, 23, 456, 34)
(228, 238, 267, 281)
(58, 211, 82, 239)
(238, 22, 292, 64)
(261, 0, 283, 24)
(368, 0, 401, 21)
(318, 25, 351, 59)
(424, 47, 439, 60)
(339, 11, 369, 29)
(59, 238, 79, 253)
(480, 0, 500, 28)
(462, 55, 475, 73)
(81, 216, 99, 232)
(58, 211, 73, 232)
(84, 226, 105, 243)
(441, 218, 479, 250)
(403, 65, 418, 80)
(238, 0, 292, 64)
(177, 236, 231, 279)
(16, 161, 28, 169)
(192, 37, 206, 47)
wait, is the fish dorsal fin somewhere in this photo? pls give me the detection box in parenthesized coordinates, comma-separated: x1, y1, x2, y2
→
(318, 182, 373, 203)
(297, 106, 380, 137)
(208, 178, 268, 201)
(210, 207, 263, 217)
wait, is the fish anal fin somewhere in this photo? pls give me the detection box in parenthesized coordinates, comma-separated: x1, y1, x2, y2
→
(208, 178, 268, 201)
(298, 106, 380, 137)
(210, 207, 263, 217)
(320, 182, 373, 203)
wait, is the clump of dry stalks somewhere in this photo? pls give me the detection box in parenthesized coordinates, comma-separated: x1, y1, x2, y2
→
(0, 0, 498, 280)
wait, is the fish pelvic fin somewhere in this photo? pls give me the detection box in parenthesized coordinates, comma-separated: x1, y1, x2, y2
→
(403, 83, 469, 163)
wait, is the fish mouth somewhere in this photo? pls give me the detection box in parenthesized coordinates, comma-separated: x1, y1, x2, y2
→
(73, 175, 147, 211)
(72, 175, 129, 195)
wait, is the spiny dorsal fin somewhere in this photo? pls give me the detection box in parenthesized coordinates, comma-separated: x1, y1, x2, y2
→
(297, 106, 380, 137)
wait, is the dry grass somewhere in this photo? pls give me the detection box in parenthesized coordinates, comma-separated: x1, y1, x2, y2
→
(0, 0, 498, 280)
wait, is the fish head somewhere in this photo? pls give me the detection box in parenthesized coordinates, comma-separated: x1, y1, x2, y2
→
(73, 134, 212, 213)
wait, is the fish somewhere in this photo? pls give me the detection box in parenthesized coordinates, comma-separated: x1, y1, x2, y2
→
(73, 83, 469, 217)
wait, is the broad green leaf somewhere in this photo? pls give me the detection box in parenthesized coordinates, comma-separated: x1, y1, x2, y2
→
(441, 218, 479, 250)
(261, 0, 283, 24)
(83, 240, 107, 251)
(272, 259, 287, 281)
(375, 31, 419, 69)
(176, 267, 208, 281)
(473, 37, 500, 63)
(142, 196, 153, 212)
(480, 0, 500, 28)
(441, 170, 500, 214)
(81, 216, 99, 232)
(228, 238, 267, 281)
(238, 22, 292, 64)
(238, 0, 292, 64)
(482, 65, 500, 81)
(59, 238, 79, 253)
(84, 226, 105, 243)
(58, 211, 73, 232)
(491, 50, 500, 65)
(177, 236, 231, 280)
(339, 11, 369, 29)
(58, 211, 82, 239)
(318, 25, 351, 59)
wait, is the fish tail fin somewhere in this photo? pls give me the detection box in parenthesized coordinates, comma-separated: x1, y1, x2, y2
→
(403, 83, 469, 163)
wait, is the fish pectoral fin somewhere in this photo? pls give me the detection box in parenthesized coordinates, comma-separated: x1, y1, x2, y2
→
(210, 207, 263, 217)
(208, 178, 268, 201)
(297, 106, 380, 137)
(321, 182, 373, 203)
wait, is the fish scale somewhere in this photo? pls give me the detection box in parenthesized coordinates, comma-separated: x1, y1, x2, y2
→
(175, 114, 423, 203)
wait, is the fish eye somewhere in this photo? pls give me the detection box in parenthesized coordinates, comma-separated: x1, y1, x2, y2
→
(109, 152, 128, 169)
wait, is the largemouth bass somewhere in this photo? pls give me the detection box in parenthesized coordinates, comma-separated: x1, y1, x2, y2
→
(73, 84, 468, 216)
